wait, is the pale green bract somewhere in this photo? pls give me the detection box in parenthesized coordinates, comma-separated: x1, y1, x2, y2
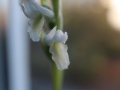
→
(19, 0, 54, 41)
(44, 27, 70, 70)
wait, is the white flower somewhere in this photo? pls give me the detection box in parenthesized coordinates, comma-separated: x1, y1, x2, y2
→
(20, 0, 54, 41)
(44, 27, 70, 70)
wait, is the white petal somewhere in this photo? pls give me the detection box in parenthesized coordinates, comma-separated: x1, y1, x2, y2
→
(28, 16, 44, 42)
(44, 26, 68, 45)
(21, 0, 54, 19)
(21, 4, 35, 19)
(44, 26, 56, 45)
(21, 0, 39, 19)
(50, 43, 70, 70)
(30, 0, 54, 18)
(53, 30, 68, 43)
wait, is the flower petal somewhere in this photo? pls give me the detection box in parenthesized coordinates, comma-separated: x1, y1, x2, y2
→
(50, 43, 70, 70)
(44, 26, 57, 45)
(53, 30, 68, 44)
(30, 0, 54, 18)
(21, 0, 39, 19)
(44, 26, 68, 45)
(21, 0, 54, 19)
(28, 16, 44, 42)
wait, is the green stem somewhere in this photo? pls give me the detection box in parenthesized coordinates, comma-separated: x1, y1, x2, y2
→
(41, 0, 64, 90)
(52, 0, 63, 30)
(52, 62, 63, 90)
(52, 0, 64, 90)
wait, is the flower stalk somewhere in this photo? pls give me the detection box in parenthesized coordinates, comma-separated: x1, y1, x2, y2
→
(41, 0, 64, 90)
(52, 62, 63, 90)
(52, 0, 63, 30)
(51, 0, 64, 90)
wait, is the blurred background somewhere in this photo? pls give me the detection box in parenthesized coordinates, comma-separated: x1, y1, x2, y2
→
(1, 0, 120, 90)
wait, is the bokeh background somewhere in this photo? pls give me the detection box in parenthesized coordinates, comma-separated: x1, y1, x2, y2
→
(1, 0, 120, 90)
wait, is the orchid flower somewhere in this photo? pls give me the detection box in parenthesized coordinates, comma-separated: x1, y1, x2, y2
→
(19, 0, 54, 41)
(44, 27, 70, 70)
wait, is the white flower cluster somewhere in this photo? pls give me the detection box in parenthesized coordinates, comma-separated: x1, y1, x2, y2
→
(19, 0, 70, 70)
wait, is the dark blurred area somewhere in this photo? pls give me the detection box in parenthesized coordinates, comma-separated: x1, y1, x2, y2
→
(1, 0, 120, 90)
(62, 0, 120, 89)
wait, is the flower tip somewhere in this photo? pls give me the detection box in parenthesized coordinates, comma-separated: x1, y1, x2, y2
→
(29, 34, 40, 42)
(31, 38, 40, 42)
(58, 62, 70, 70)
